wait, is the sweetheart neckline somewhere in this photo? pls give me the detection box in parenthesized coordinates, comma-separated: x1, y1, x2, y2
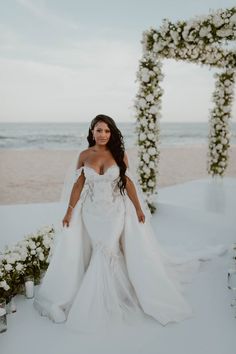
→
(83, 164, 118, 176)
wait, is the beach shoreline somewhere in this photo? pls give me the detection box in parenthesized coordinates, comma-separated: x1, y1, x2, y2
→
(0, 145, 235, 205)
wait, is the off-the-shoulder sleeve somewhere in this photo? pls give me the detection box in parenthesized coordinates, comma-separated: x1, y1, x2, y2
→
(74, 166, 84, 182)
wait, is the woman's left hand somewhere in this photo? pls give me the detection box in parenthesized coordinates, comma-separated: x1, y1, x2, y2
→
(136, 208, 145, 223)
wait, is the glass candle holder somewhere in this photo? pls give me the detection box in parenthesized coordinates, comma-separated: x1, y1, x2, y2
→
(0, 298, 7, 333)
(227, 268, 236, 310)
(24, 276, 35, 299)
(6, 296, 17, 314)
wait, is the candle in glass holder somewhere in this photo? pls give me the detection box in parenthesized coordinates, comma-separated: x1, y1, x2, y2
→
(0, 299, 7, 333)
(24, 276, 34, 298)
(8, 297, 17, 313)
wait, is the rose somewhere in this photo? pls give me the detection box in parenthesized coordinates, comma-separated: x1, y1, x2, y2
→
(4, 264, 13, 272)
(148, 180, 155, 187)
(147, 132, 155, 140)
(139, 132, 146, 141)
(0, 280, 10, 291)
(146, 94, 154, 102)
(148, 147, 156, 156)
(16, 263, 24, 272)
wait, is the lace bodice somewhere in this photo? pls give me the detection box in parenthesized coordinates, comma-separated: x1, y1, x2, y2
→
(75, 165, 123, 206)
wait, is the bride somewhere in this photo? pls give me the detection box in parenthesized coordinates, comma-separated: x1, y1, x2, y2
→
(33, 114, 216, 332)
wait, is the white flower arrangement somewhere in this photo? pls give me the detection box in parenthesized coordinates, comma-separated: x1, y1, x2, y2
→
(208, 70, 235, 176)
(135, 7, 236, 212)
(0, 225, 55, 302)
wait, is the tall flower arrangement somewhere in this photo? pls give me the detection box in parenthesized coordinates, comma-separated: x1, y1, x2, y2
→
(208, 69, 236, 176)
(134, 53, 164, 213)
(135, 7, 236, 212)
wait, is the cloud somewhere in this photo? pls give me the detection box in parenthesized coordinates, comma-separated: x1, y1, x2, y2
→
(15, 0, 79, 30)
(0, 26, 235, 123)
(0, 24, 23, 51)
(0, 38, 140, 122)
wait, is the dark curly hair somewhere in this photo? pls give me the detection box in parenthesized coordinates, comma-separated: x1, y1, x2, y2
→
(87, 114, 127, 195)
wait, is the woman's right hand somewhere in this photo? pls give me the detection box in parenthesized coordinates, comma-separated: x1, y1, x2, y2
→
(62, 210, 72, 228)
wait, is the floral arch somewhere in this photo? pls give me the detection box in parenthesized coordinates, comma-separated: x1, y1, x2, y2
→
(134, 7, 236, 213)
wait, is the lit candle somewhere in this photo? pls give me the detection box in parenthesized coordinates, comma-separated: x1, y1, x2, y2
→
(9, 297, 17, 313)
(0, 307, 7, 333)
(0, 308, 6, 316)
(25, 280, 34, 298)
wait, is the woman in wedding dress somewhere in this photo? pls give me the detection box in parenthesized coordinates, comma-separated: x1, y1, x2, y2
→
(33, 114, 219, 333)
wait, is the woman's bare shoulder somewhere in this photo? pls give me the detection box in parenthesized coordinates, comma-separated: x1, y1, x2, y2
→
(76, 148, 93, 168)
(79, 148, 92, 158)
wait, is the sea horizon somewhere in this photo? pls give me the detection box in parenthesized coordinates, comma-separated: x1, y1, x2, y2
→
(1, 121, 236, 150)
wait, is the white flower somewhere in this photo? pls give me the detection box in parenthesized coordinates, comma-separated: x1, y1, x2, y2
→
(5, 264, 13, 271)
(148, 147, 156, 156)
(29, 241, 36, 250)
(146, 94, 154, 102)
(149, 106, 158, 114)
(143, 165, 150, 174)
(153, 33, 158, 40)
(43, 236, 51, 249)
(139, 132, 146, 141)
(153, 66, 161, 74)
(216, 144, 223, 150)
(0, 280, 10, 291)
(143, 153, 150, 163)
(221, 138, 228, 144)
(222, 106, 231, 113)
(139, 118, 148, 127)
(212, 15, 225, 28)
(147, 132, 155, 140)
(224, 79, 231, 86)
(229, 13, 236, 25)
(6, 255, 18, 264)
(138, 98, 147, 109)
(140, 67, 151, 83)
(39, 253, 45, 261)
(199, 26, 211, 38)
(148, 180, 155, 187)
(149, 161, 155, 168)
(149, 122, 155, 129)
(16, 263, 24, 271)
(31, 250, 36, 255)
(216, 28, 233, 37)
(170, 30, 179, 44)
(153, 42, 163, 53)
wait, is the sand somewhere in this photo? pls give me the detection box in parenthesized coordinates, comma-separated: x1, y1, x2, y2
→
(0, 145, 235, 205)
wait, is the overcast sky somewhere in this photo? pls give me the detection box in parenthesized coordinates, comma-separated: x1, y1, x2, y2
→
(0, 0, 235, 123)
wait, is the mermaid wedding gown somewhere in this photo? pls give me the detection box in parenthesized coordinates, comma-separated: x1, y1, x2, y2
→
(33, 164, 224, 332)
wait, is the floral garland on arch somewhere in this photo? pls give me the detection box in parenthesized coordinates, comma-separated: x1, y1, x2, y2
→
(135, 7, 236, 213)
(208, 69, 235, 176)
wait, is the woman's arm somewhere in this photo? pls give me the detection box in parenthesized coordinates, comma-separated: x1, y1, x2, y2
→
(124, 153, 145, 223)
(62, 151, 86, 227)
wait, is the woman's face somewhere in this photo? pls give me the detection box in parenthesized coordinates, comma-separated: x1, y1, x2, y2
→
(92, 121, 111, 146)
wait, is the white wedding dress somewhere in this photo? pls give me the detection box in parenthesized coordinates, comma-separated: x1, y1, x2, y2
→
(33, 164, 224, 333)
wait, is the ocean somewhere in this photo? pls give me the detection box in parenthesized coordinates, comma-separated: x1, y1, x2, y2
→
(0, 122, 236, 150)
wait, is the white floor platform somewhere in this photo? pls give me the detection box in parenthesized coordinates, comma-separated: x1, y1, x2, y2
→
(1, 178, 236, 354)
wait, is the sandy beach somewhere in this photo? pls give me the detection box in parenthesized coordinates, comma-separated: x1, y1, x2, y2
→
(0, 145, 235, 205)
